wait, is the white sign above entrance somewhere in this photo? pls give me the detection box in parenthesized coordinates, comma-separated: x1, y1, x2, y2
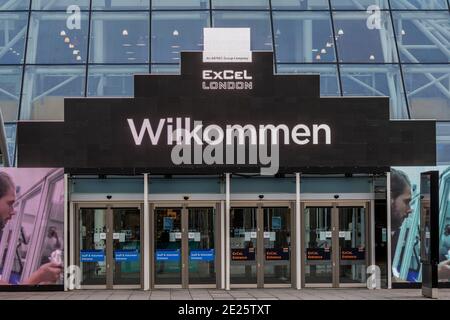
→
(203, 28, 252, 63)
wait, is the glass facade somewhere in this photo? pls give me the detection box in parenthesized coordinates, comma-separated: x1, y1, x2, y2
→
(0, 1, 449, 163)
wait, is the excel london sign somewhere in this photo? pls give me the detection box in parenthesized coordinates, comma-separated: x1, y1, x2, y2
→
(17, 52, 436, 174)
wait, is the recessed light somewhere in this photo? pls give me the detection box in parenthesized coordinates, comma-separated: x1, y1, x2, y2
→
(338, 29, 344, 35)
(173, 30, 179, 36)
(122, 29, 129, 36)
(64, 37, 70, 43)
(60, 30, 66, 36)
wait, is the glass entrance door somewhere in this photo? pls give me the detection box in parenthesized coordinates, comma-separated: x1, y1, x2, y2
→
(153, 205, 216, 288)
(78, 205, 142, 289)
(230, 205, 292, 287)
(303, 203, 368, 288)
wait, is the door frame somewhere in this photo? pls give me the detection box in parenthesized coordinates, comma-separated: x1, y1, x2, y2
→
(301, 200, 371, 288)
(74, 202, 144, 290)
(151, 201, 221, 289)
(229, 201, 295, 289)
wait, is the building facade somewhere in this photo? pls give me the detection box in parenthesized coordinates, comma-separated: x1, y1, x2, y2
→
(0, 0, 450, 291)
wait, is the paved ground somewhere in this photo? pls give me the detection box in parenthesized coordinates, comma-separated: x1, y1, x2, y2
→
(0, 288, 449, 300)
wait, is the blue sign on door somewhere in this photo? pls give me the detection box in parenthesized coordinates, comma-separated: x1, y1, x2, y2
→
(156, 249, 181, 261)
(80, 250, 105, 262)
(190, 249, 215, 261)
(114, 250, 140, 262)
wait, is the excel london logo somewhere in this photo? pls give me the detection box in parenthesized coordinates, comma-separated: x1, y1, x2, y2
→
(202, 69, 253, 90)
(127, 117, 332, 175)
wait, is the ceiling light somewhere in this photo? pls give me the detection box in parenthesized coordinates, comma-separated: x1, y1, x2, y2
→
(369, 55, 375, 61)
(312, 49, 318, 52)
(60, 30, 66, 36)
(69, 44, 75, 49)
(315, 54, 321, 60)
(76, 55, 82, 61)
(173, 30, 179, 36)
(338, 29, 344, 35)
(64, 37, 70, 43)
(122, 29, 129, 36)
(73, 50, 80, 55)
(326, 42, 332, 48)
(401, 30, 406, 36)
(123, 43, 132, 47)
(321, 49, 327, 54)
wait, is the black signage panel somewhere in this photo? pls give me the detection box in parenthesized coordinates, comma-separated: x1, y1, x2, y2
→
(306, 248, 331, 261)
(265, 248, 290, 261)
(17, 52, 436, 173)
(420, 171, 440, 297)
(340, 248, 366, 261)
(231, 248, 255, 261)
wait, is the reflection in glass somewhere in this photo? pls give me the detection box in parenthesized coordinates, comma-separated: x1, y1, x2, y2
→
(403, 65, 450, 120)
(0, 13, 28, 64)
(151, 11, 209, 64)
(304, 207, 332, 284)
(152, 0, 209, 9)
(330, 0, 388, 10)
(0, 0, 29, 10)
(333, 11, 397, 63)
(390, 0, 449, 10)
(340, 64, 409, 119)
(272, 0, 329, 10)
(113, 208, 141, 285)
(80, 208, 107, 286)
(230, 207, 257, 284)
(188, 208, 215, 285)
(21, 66, 85, 120)
(273, 12, 336, 63)
(0, 66, 22, 122)
(212, 0, 269, 9)
(27, 12, 89, 64)
(277, 64, 340, 96)
(32, 0, 90, 10)
(155, 208, 182, 285)
(264, 207, 290, 284)
(92, 0, 150, 10)
(338, 207, 367, 284)
(87, 65, 148, 97)
(90, 12, 149, 64)
(393, 12, 450, 63)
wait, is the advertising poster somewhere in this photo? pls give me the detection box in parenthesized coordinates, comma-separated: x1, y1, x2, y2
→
(0, 168, 64, 286)
(391, 166, 450, 284)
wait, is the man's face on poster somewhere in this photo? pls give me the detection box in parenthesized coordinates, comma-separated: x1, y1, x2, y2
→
(0, 187, 16, 227)
(392, 186, 412, 230)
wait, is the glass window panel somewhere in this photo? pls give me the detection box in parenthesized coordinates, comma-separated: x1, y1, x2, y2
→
(152, 0, 209, 9)
(27, 12, 89, 64)
(340, 64, 409, 119)
(0, 66, 22, 122)
(403, 65, 450, 120)
(393, 12, 450, 63)
(390, 0, 449, 10)
(212, 0, 269, 9)
(20, 66, 85, 120)
(333, 11, 398, 63)
(151, 64, 180, 74)
(4, 123, 16, 166)
(0, 13, 28, 64)
(90, 12, 149, 63)
(277, 64, 340, 96)
(330, 0, 389, 10)
(273, 12, 336, 63)
(92, 0, 150, 10)
(437, 122, 450, 165)
(272, 0, 329, 10)
(87, 65, 148, 97)
(212, 11, 272, 51)
(32, 0, 90, 10)
(0, 0, 29, 10)
(151, 11, 209, 64)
